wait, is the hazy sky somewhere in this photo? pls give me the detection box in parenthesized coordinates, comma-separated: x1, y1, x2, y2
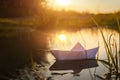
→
(48, 0, 120, 13)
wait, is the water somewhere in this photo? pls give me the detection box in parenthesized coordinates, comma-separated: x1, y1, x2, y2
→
(4, 27, 119, 80)
(46, 28, 119, 80)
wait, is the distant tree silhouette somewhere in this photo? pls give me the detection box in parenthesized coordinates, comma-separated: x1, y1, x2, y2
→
(0, 0, 46, 17)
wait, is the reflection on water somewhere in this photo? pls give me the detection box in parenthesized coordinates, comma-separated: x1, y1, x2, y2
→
(48, 29, 99, 50)
(50, 59, 98, 74)
(5, 28, 119, 80)
(49, 28, 119, 59)
(46, 28, 119, 80)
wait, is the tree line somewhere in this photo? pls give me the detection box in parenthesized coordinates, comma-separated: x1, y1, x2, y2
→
(0, 0, 46, 17)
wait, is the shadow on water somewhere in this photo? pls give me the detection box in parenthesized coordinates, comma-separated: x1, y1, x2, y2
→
(50, 59, 98, 75)
(0, 26, 48, 79)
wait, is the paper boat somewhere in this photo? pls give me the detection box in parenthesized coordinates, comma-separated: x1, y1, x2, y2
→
(50, 42, 98, 61)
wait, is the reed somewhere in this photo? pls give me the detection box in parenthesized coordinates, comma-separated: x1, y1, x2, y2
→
(91, 15, 120, 79)
(30, 53, 41, 80)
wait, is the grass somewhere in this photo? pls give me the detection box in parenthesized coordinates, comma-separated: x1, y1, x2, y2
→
(91, 14, 120, 79)
(30, 52, 49, 80)
(30, 52, 41, 80)
(0, 11, 120, 31)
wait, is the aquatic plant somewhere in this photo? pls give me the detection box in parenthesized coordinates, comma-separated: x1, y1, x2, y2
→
(92, 14, 120, 80)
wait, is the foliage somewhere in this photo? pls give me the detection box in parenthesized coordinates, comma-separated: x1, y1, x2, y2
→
(1, 10, 120, 30)
(92, 15, 120, 80)
(0, 0, 46, 17)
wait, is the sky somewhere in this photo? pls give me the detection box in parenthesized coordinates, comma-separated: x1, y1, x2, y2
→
(47, 0, 120, 13)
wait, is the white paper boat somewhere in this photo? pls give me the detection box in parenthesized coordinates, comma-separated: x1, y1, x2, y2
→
(51, 42, 98, 61)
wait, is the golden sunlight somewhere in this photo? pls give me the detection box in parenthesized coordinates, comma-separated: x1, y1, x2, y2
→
(55, 0, 71, 6)
(59, 34, 66, 41)
(47, 0, 72, 10)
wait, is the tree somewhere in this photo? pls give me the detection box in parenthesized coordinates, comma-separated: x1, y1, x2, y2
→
(0, 0, 46, 17)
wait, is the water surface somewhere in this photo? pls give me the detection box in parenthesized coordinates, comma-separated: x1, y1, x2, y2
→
(45, 28, 119, 80)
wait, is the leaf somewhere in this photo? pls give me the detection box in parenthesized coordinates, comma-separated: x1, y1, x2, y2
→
(98, 60, 113, 67)
(94, 74, 105, 80)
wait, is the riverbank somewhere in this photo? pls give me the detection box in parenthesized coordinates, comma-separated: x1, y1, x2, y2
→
(0, 11, 120, 31)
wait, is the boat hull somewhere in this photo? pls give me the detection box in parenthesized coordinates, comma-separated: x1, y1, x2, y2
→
(51, 47, 98, 61)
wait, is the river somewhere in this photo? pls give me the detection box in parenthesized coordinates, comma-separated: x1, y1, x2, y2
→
(44, 28, 119, 80)
(3, 27, 119, 80)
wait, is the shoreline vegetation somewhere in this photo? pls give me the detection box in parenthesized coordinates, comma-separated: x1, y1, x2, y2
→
(0, 10, 120, 31)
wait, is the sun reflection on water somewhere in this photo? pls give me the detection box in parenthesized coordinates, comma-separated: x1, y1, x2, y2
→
(49, 29, 99, 51)
(47, 29, 119, 80)
(48, 29, 119, 59)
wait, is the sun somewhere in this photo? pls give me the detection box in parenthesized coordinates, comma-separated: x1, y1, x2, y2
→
(59, 34, 66, 41)
(47, 0, 71, 10)
(55, 0, 71, 6)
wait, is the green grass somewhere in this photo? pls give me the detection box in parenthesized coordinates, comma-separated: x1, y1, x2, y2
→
(30, 53, 47, 80)
(30, 53, 41, 80)
(1, 11, 120, 31)
(92, 15, 120, 79)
